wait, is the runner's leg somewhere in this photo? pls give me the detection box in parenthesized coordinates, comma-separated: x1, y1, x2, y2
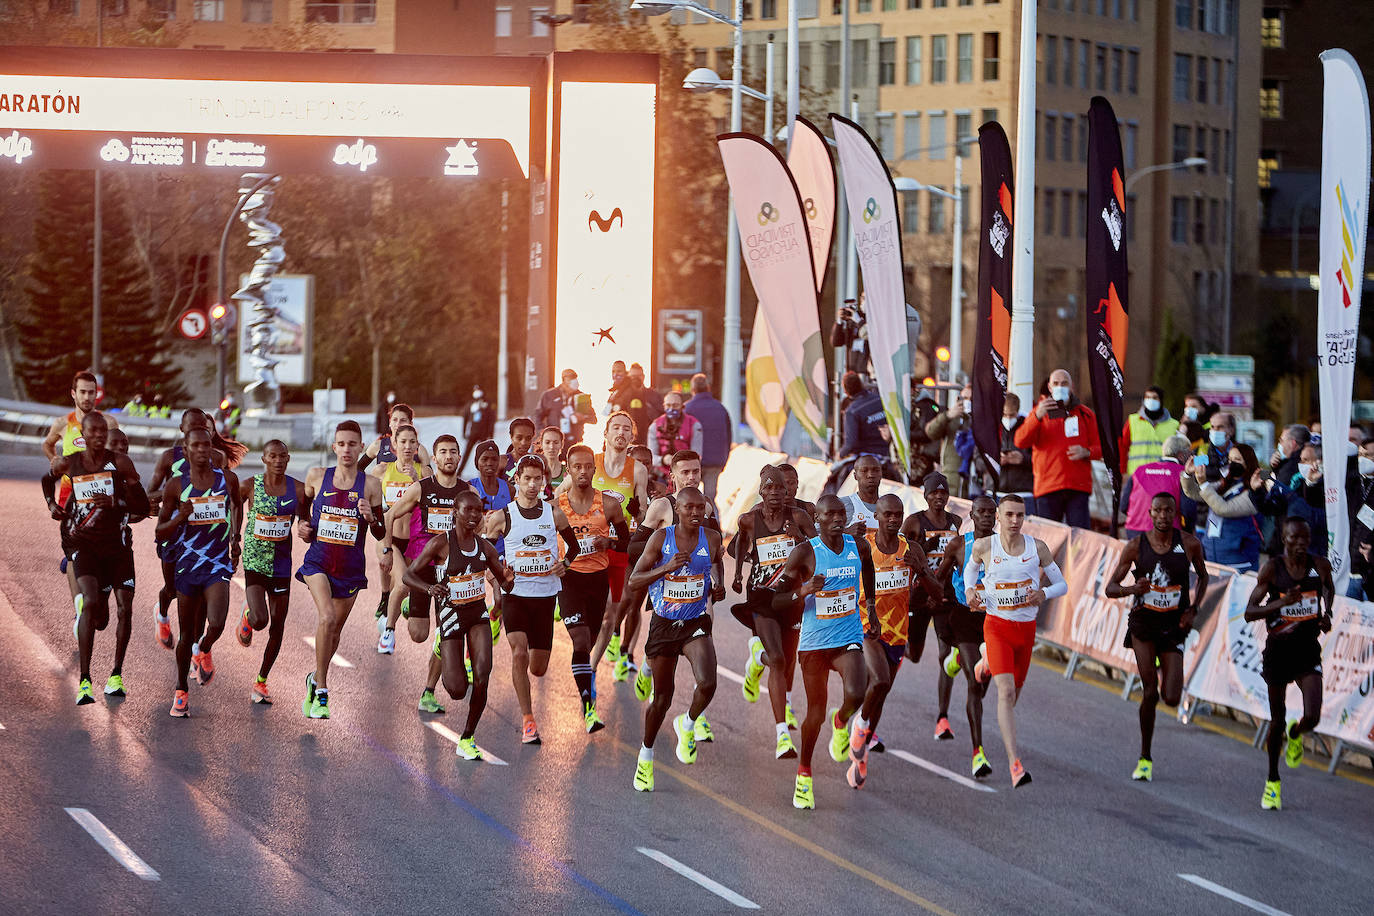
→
(303, 573, 355, 691)
(958, 639, 986, 752)
(75, 574, 105, 684)
(111, 587, 134, 675)
(1130, 636, 1162, 760)
(858, 640, 895, 737)
(198, 579, 230, 653)
(992, 672, 1020, 766)
(641, 655, 678, 748)
(463, 623, 494, 739)
(259, 591, 289, 680)
(174, 588, 204, 692)
(797, 652, 831, 770)
(507, 631, 534, 717)
(680, 636, 718, 722)
(1264, 675, 1289, 781)
(754, 614, 790, 726)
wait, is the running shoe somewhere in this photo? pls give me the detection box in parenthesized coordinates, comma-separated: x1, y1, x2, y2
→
(377, 628, 396, 655)
(673, 714, 698, 764)
(849, 722, 873, 756)
(846, 747, 868, 790)
(606, 632, 621, 665)
(1010, 759, 1032, 788)
(971, 747, 992, 779)
(76, 677, 95, 705)
(490, 615, 501, 645)
(433, 631, 442, 659)
(1262, 779, 1282, 811)
(306, 691, 331, 719)
(155, 613, 173, 650)
(934, 716, 955, 741)
(400, 595, 410, 619)
(169, 689, 189, 717)
(455, 736, 482, 761)
(693, 717, 714, 743)
(590, 672, 597, 703)
(943, 646, 962, 678)
(784, 703, 799, 730)
(194, 647, 215, 686)
(973, 656, 991, 685)
(1284, 719, 1304, 769)
(522, 716, 541, 745)
(633, 758, 655, 792)
(418, 689, 445, 714)
(72, 594, 83, 644)
(464, 655, 473, 683)
(1131, 758, 1153, 782)
(584, 702, 606, 734)
(59, 555, 68, 574)
(775, 732, 798, 759)
(613, 655, 632, 682)
(793, 773, 814, 810)
(376, 610, 388, 638)
(634, 666, 653, 702)
(251, 680, 272, 705)
(870, 735, 886, 753)
(103, 673, 125, 697)
(302, 673, 318, 717)
(742, 636, 765, 703)
(374, 592, 388, 619)
(827, 708, 850, 763)
(553, 600, 561, 622)
(236, 608, 253, 648)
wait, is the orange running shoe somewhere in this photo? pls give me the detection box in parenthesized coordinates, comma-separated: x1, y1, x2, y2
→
(521, 715, 541, 745)
(1011, 758, 1032, 788)
(155, 614, 173, 650)
(934, 716, 955, 741)
(170, 690, 189, 717)
(195, 648, 216, 686)
(251, 680, 272, 705)
(236, 609, 253, 648)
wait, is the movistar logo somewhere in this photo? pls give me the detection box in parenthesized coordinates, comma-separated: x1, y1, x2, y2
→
(757, 201, 779, 226)
(862, 197, 880, 223)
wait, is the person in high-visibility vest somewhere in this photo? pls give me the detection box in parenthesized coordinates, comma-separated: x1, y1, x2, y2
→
(1120, 384, 1181, 478)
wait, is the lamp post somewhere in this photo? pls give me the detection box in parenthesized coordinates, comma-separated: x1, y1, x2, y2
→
(895, 169, 964, 384)
(1123, 157, 1207, 193)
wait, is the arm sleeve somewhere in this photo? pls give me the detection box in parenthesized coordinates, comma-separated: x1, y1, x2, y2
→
(925, 411, 950, 440)
(609, 515, 631, 553)
(41, 471, 59, 504)
(559, 523, 581, 563)
(1042, 561, 1068, 600)
(357, 453, 374, 472)
(963, 554, 984, 605)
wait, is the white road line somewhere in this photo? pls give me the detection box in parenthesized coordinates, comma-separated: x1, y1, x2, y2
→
(425, 721, 508, 765)
(636, 847, 759, 909)
(302, 636, 354, 668)
(1177, 875, 1292, 916)
(718, 666, 769, 695)
(887, 749, 997, 793)
(65, 807, 160, 881)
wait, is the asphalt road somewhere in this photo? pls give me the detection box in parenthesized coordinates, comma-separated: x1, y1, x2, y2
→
(1, 450, 1371, 916)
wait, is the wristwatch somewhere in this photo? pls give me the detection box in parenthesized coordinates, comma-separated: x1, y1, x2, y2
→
(380, 546, 393, 555)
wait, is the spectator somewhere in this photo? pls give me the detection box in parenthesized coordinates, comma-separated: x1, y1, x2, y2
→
(683, 373, 732, 500)
(457, 385, 494, 475)
(1258, 442, 1328, 555)
(536, 369, 597, 446)
(997, 392, 1035, 511)
(1350, 423, 1367, 448)
(1120, 434, 1189, 540)
(648, 390, 704, 487)
(925, 383, 973, 498)
(609, 362, 659, 445)
(909, 383, 942, 482)
(1014, 367, 1101, 528)
(1348, 438, 1374, 599)
(839, 372, 889, 461)
(1182, 392, 1209, 425)
(1120, 384, 1180, 477)
(1181, 442, 1265, 573)
(830, 297, 870, 377)
(1269, 424, 1311, 483)
(605, 360, 629, 414)
(1199, 411, 1237, 471)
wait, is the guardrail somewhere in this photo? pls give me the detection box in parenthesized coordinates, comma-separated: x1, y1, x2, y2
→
(0, 397, 184, 453)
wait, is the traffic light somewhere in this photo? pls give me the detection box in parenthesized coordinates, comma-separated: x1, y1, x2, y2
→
(210, 302, 228, 345)
(935, 346, 951, 382)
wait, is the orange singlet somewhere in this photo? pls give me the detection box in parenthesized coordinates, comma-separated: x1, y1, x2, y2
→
(558, 490, 611, 573)
(865, 530, 913, 646)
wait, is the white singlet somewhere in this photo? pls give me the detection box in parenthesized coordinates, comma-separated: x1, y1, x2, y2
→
(505, 500, 561, 598)
(841, 493, 880, 531)
(980, 533, 1043, 623)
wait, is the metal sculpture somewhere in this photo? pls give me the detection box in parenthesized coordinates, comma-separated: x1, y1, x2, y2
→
(232, 173, 285, 413)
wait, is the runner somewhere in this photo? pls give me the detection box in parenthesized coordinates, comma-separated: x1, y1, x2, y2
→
(44, 412, 147, 704)
(1105, 491, 1209, 781)
(779, 463, 817, 519)
(628, 488, 724, 792)
(1244, 517, 1334, 810)
(902, 472, 963, 740)
(503, 417, 537, 477)
(371, 424, 429, 654)
(358, 401, 432, 472)
(41, 370, 117, 462)
(733, 464, 817, 758)
(485, 454, 581, 744)
(841, 455, 883, 534)
(539, 426, 567, 496)
(469, 439, 513, 644)
(770, 494, 876, 809)
(297, 420, 387, 719)
(847, 494, 939, 789)
(403, 490, 514, 760)
(383, 434, 472, 714)
(557, 444, 631, 732)
(963, 495, 1068, 786)
(154, 426, 242, 718)
(937, 494, 998, 777)
(233, 439, 308, 705)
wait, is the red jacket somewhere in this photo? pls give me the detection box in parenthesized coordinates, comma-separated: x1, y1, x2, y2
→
(1013, 396, 1102, 496)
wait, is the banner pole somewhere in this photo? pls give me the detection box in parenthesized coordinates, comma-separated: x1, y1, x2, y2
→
(1007, 0, 1037, 407)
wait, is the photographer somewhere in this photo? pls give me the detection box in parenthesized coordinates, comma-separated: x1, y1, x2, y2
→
(1013, 368, 1100, 529)
(831, 296, 870, 379)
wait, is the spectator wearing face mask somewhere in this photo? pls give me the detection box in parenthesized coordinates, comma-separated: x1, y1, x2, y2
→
(1348, 438, 1374, 599)
(925, 383, 973, 497)
(1182, 393, 1211, 427)
(536, 369, 597, 447)
(647, 390, 703, 486)
(1120, 435, 1190, 540)
(1181, 442, 1265, 572)
(1119, 384, 1180, 477)
(996, 392, 1034, 509)
(1257, 442, 1328, 557)
(1014, 368, 1101, 528)
(1268, 424, 1311, 484)
(1199, 412, 1238, 474)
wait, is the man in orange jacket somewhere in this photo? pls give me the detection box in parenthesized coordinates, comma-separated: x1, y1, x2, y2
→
(1013, 368, 1101, 529)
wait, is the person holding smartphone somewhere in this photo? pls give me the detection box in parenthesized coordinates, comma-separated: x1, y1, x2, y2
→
(1012, 369, 1101, 529)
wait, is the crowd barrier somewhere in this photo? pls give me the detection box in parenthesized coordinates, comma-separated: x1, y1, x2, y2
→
(714, 447, 1374, 772)
(0, 396, 182, 454)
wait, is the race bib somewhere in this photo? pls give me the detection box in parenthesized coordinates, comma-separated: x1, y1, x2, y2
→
(1280, 591, 1320, 622)
(188, 495, 228, 526)
(814, 587, 857, 619)
(383, 480, 411, 510)
(512, 549, 555, 575)
(1064, 416, 1080, 438)
(1358, 503, 1374, 531)
(253, 514, 291, 542)
(447, 572, 485, 604)
(987, 578, 1033, 613)
(927, 532, 956, 569)
(317, 507, 360, 546)
(875, 566, 909, 594)
(662, 573, 706, 604)
(71, 472, 114, 503)
(425, 506, 454, 534)
(755, 534, 794, 566)
(1142, 583, 1182, 612)
(577, 534, 603, 556)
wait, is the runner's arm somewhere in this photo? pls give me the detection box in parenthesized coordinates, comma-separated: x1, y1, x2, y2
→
(731, 513, 752, 591)
(1036, 540, 1068, 600)
(708, 529, 726, 604)
(633, 462, 650, 522)
(403, 536, 448, 595)
(383, 481, 424, 551)
(771, 541, 817, 596)
(296, 469, 320, 542)
(357, 438, 379, 471)
(225, 470, 243, 567)
(910, 542, 939, 595)
(1184, 533, 1210, 615)
(1103, 539, 1142, 599)
(1317, 557, 1336, 627)
(363, 476, 387, 540)
(857, 537, 879, 635)
(606, 499, 631, 552)
(154, 478, 190, 541)
(477, 537, 515, 589)
(41, 417, 64, 462)
(627, 529, 674, 591)
(793, 508, 818, 538)
(963, 539, 987, 607)
(40, 470, 61, 517)
(1244, 561, 1283, 621)
(116, 454, 150, 521)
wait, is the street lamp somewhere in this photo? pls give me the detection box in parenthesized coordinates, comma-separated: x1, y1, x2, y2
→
(894, 160, 967, 385)
(1124, 157, 1207, 192)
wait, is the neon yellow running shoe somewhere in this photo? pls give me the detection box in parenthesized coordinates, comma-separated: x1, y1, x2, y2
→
(943, 647, 962, 678)
(775, 732, 798, 759)
(1262, 779, 1282, 811)
(793, 773, 814, 809)
(633, 758, 654, 792)
(1284, 719, 1304, 769)
(1131, 757, 1153, 782)
(971, 746, 992, 778)
(634, 665, 652, 702)
(785, 703, 799, 730)
(465, 654, 473, 682)
(606, 632, 622, 664)
(742, 636, 764, 703)
(693, 716, 714, 743)
(673, 714, 697, 764)
(455, 736, 482, 761)
(828, 708, 850, 763)
(103, 673, 126, 697)
(490, 613, 501, 645)
(553, 600, 562, 622)
(432, 631, 442, 659)
(613, 655, 632, 682)
(75, 677, 95, 705)
(400, 595, 411, 619)
(584, 702, 606, 734)
(417, 689, 445, 714)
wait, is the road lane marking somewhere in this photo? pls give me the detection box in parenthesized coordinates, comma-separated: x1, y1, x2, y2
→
(1177, 875, 1292, 916)
(888, 749, 997, 793)
(425, 721, 507, 765)
(303, 636, 353, 668)
(65, 807, 160, 881)
(718, 666, 768, 695)
(636, 847, 759, 909)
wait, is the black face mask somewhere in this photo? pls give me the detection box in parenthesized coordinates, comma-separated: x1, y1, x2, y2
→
(1227, 462, 1247, 482)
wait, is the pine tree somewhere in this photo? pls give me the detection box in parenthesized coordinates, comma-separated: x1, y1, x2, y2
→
(1153, 309, 1196, 417)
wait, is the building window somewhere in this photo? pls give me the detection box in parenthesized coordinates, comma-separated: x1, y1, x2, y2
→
(928, 189, 947, 233)
(952, 113, 970, 154)
(903, 192, 921, 233)
(1046, 35, 1058, 85)
(1175, 0, 1192, 29)
(903, 113, 922, 158)
(932, 0, 946, 6)
(306, 1, 375, 22)
(1193, 198, 1205, 244)
(880, 39, 897, 85)
(931, 35, 948, 83)
(1077, 117, 1088, 161)
(242, 0, 272, 22)
(908, 0, 922, 7)
(1111, 47, 1123, 93)
(1261, 7, 1283, 48)
(825, 40, 841, 89)
(1172, 124, 1190, 162)
(693, 48, 708, 70)
(876, 113, 896, 159)
(1078, 40, 1089, 90)
(1196, 54, 1208, 104)
(1172, 54, 1191, 101)
(1209, 199, 1221, 244)
(47, 0, 77, 12)
(1195, 121, 1207, 165)
(194, 0, 224, 19)
(147, 0, 175, 17)
(530, 7, 551, 36)
(857, 0, 870, 10)
(1043, 189, 1057, 236)
(981, 108, 998, 126)
(761, 0, 778, 15)
(983, 32, 1000, 81)
(1171, 197, 1188, 243)
(906, 37, 922, 85)
(495, 6, 512, 36)
(1077, 191, 1088, 238)
(1212, 58, 1223, 104)
(929, 111, 947, 159)
(1063, 36, 1074, 85)
(1044, 114, 1057, 161)
(1094, 44, 1106, 91)
(1061, 115, 1074, 161)
(1124, 122, 1138, 169)
(1260, 80, 1282, 118)
(1211, 128, 1221, 173)
(852, 39, 870, 87)
(1061, 189, 1074, 237)
(957, 33, 974, 83)
(1224, 128, 1231, 173)
(1258, 151, 1278, 189)
(1127, 49, 1139, 94)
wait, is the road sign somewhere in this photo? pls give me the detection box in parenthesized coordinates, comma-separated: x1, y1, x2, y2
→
(658, 309, 702, 376)
(1196, 372, 1253, 393)
(179, 308, 208, 340)
(1195, 354, 1254, 374)
(1195, 353, 1256, 420)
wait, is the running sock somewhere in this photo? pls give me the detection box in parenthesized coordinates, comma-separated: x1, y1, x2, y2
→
(832, 710, 846, 729)
(571, 649, 593, 704)
(684, 715, 696, 733)
(256, 675, 267, 684)
(775, 721, 789, 741)
(797, 765, 811, 777)
(639, 745, 654, 763)
(786, 691, 793, 706)
(855, 715, 869, 732)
